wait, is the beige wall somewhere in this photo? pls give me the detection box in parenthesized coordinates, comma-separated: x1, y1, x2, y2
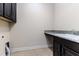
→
(53, 3, 79, 31)
(0, 19, 9, 32)
(0, 19, 9, 55)
(10, 3, 79, 52)
(10, 3, 54, 52)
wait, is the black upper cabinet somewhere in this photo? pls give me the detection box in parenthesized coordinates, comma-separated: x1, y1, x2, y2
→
(11, 3, 16, 22)
(0, 3, 3, 16)
(3, 3, 12, 19)
(0, 3, 16, 23)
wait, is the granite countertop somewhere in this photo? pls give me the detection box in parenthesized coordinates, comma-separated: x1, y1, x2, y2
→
(45, 31, 79, 43)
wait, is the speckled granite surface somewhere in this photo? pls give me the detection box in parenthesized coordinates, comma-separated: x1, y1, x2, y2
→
(44, 30, 79, 35)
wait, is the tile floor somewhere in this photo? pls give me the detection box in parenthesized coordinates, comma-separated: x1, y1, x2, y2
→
(12, 48, 53, 56)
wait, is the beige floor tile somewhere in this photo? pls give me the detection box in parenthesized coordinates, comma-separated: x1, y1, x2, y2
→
(11, 48, 53, 56)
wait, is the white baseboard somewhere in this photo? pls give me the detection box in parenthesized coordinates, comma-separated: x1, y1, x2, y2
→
(12, 44, 52, 53)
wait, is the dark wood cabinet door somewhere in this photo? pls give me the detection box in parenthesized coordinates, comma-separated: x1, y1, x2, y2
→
(3, 3, 16, 22)
(3, 3, 12, 19)
(0, 3, 3, 16)
(53, 39, 61, 56)
(63, 46, 79, 56)
(11, 3, 16, 22)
